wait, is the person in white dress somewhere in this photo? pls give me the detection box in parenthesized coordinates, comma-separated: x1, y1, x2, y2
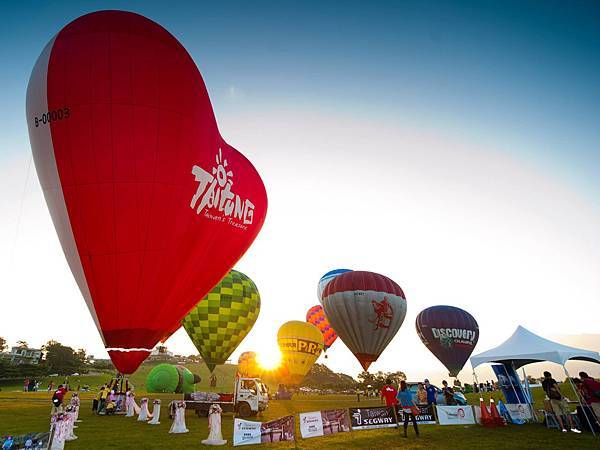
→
(148, 400, 161, 425)
(64, 405, 78, 441)
(201, 404, 227, 445)
(70, 392, 81, 423)
(125, 390, 141, 417)
(169, 401, 189, 433)
(49, 413, 69, 450)
(138, 398, 152, 421)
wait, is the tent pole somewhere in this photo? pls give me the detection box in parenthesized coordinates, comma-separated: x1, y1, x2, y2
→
(521, 367, 538, 422)
(472, 369, 479, 393)
(562, 365, 596, 437)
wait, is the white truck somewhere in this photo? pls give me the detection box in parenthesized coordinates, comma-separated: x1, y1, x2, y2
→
(184, 377, 269, 418)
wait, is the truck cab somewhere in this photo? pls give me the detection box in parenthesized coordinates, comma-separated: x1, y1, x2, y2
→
(184, 377, 269, 418)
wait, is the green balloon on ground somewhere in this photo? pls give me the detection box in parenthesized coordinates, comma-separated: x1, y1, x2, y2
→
(146, 364, 199, 394)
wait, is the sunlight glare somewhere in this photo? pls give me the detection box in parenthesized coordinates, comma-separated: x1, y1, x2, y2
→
(256, 348, 282, 371)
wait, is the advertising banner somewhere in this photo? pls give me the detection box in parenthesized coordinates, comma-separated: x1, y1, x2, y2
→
(300, 409, 351, 438)
(396, 405, 437, 425)
(0, 432, 49, 449)
(492, 364, 530, 404)
(233, 419, 262, 446)
(233, 416, 296, 446)
(505, 403, 532, 421)
(436, 405, 475, 425)
(349, 406, 398, 430)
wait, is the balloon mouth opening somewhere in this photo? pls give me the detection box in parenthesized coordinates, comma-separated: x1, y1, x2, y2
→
(106, 347, 153, 352)
(354, 353, 377, 371)
(107, 349, 152, 375)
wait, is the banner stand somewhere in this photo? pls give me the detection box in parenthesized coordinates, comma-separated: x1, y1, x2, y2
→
(392, 406, 402, 434)
(520, 367, 538, 422)
(505, 364, 527, 422)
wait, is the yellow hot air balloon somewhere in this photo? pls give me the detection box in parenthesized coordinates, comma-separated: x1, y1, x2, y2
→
(238, 351, 260, 378)
(277, 321, 324, 385)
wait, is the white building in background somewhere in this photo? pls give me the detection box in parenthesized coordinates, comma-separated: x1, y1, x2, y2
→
(148, 345, 175, 362)
(0, 347, 43, 365)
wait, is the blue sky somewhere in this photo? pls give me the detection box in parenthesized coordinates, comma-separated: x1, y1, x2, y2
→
(2, 0, 599, 199)
(1, 1, 600, 379)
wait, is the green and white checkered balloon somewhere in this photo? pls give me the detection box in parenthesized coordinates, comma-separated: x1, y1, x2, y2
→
(182, 270, 261, 372)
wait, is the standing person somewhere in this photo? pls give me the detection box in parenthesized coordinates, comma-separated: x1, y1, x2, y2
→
(542, 371, 581, 433)
(51, 385, 67, 415)
(579, 372, 600, 419)
(416, 383, 427, 405)
(380, 379, 398, 407)
(356, 389, 361, 403)
(397, 380, 419, 438)
(92, 387, 102, 414)
(99, 386, 110, 415)
(424, 379, 437, 406)
(24, 378, 29, 392)
(442, 380, 456, 405)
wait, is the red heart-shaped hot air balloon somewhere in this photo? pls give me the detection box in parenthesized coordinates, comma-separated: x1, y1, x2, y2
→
(26, 11, 268, 374)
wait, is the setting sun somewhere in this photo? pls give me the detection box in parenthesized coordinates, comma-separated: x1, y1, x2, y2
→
(256, 348, 282, 371)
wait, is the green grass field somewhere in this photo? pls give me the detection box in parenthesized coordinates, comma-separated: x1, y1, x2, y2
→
(1, 369, 598, 449)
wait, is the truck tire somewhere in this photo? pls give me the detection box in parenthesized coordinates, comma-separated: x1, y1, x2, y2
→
(237, 402, 252, 418)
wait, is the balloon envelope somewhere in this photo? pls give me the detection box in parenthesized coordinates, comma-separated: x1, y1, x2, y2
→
(146, 363, 199, 394)
(322, 271, 407, 371)
(415, 305, 479, 377)
(277, 321, 324, 385)
(238, 351, 260, 378)
(317, 269, 352, 303)
(182, 270, 261, 372)
(306, 305, 337, 349)
(26, 11, 267, 374)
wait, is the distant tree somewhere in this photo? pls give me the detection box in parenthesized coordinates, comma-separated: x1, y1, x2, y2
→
(16, 340, 29, 348)
(0, 337, 7, 352)
(526, 375, 538, 385)
(358, 370, 406, 390)
(42, 340, 88, 375)
(89, 359, 115, 371)
(300, 364, 358, 390)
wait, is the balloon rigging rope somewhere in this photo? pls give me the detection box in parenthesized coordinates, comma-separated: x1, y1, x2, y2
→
(9, 153, 33, 268)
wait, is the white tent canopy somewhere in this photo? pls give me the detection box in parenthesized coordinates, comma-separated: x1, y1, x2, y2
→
(470, 325, 600, 369)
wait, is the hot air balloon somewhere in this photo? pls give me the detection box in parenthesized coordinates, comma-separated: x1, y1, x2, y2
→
(317, 269, 352, 303)
(277, 321, 324, 385)
(238, 351, 260, 378)
(159, 323, 181, 345)
(306, 305, 337, 350)
(322, 271, 407, 371)
(26, 11, 267, 374)
(182, 270, 260, 372)
(415, 305, 479, 377)
(146, 364, 201, 394)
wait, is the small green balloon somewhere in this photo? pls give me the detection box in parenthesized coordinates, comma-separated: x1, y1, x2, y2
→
(147, 364, 199, 394)
(146, 364, 179, 393)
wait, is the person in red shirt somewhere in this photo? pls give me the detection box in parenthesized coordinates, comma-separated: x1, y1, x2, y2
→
(579, 372, 600, 419)
(51, 385, 67, 415)
(380, 379, 398, 407)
